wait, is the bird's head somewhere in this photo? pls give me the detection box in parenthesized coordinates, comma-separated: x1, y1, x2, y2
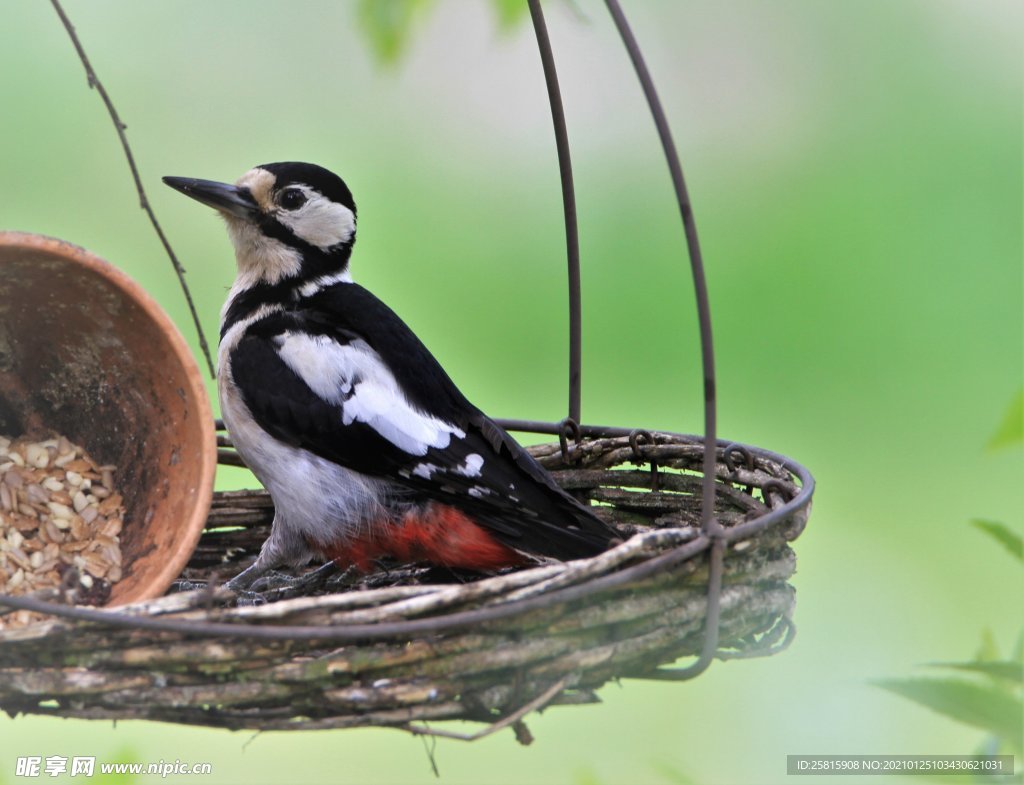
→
(164, 162, 356, 286)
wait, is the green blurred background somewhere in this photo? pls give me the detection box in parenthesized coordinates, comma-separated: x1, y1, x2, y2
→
(1, 2, 1020, 783)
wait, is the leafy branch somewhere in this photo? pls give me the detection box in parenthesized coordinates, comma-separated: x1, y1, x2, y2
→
(356, 0, 531, 66)
(875, 390, 1024, 773)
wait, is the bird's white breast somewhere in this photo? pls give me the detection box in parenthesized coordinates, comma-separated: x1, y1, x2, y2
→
(219, 308, 392, 562)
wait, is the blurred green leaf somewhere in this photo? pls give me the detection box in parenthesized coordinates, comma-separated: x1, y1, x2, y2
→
(988, 389, 1023, 451)
(975, 628, 1000, 662)
(873, 678, 1022, 752)
(355, 0, 530, 66)
(492, 0, 530, 31)
(971, 519, 1023, 563)
(357, 0, 435, 65)
(926, 660, 1023, 685)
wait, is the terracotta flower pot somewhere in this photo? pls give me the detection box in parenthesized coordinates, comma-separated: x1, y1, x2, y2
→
(0, 232, 216, 606)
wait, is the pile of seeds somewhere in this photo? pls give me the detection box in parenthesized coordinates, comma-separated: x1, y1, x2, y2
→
(0, 434, 126, 627)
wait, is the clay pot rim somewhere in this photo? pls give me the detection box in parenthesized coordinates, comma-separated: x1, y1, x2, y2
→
(0, 230, 217, 606)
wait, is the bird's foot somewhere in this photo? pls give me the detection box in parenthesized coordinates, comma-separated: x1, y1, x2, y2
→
(223, 562, 271, 605)
(230, 562, 356, 603)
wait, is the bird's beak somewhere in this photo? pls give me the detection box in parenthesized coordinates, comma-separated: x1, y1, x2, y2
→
(162, 176, 259, 220)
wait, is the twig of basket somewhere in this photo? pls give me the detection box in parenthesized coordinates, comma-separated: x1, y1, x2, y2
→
(403, 676, 569, 743)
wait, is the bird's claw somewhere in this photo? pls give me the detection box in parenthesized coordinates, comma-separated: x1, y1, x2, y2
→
(225, 562, 345, 604)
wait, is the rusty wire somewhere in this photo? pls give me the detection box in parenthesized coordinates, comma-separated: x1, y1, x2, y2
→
(527, 0, 583, 425)
(48, 0, 216, 379)
(603, 0, 720, 529)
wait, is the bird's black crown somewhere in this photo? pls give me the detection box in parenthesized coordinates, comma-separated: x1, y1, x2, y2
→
(259, 162, 356, 215)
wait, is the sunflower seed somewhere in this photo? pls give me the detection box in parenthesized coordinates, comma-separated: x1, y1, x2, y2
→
(0, 434, 127, 629)
(25, 444, 49, 469)
(41, 477, 64, 493)
(72, 491, 89, 513)
(26, 484, 49, 505)
(47, 502, 73, 520)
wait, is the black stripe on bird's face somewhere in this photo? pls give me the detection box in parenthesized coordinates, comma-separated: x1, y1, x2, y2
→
(257, 162, 356, 214)
(240, 167, 356, 248)
(165, 163, 358, 288)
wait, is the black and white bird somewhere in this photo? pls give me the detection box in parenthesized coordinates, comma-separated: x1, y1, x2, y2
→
(164, 162, 618, 590)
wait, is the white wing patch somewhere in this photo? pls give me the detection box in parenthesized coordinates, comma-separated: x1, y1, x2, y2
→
(409, 453, 483, 482)
(458, 454, 484, 477)
(274, 331, 464, 455)
(412, 463, 438, 480)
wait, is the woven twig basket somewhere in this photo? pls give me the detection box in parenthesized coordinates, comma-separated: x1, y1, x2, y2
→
(0, 432, 809, 734)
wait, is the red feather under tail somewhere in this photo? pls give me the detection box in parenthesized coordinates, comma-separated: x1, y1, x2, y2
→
(317, 503, 528, 572)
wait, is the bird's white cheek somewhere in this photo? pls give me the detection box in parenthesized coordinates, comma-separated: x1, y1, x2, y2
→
(278, 201, 355, 250)
(225, 218, 303, 285)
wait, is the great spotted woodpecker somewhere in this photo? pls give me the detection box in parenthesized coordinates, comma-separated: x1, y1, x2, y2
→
(164, 162, 618, 590)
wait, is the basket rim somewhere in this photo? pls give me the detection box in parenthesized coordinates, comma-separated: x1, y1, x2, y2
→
(0, 430, 813, 643)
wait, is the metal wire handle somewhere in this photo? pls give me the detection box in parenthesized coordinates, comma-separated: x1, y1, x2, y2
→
(525, 1, 718, 529)
(523, 0, 723, 678)
(527, 0, 582, 425)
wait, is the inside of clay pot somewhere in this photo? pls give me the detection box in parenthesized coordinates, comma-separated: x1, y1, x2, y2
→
(0, 237, 214, 605)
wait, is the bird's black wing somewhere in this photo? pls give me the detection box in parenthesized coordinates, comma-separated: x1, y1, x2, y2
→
(228, 283, 617, 560)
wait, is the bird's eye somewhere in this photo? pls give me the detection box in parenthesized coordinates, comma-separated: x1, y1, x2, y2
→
(277, 188, 308, 210)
